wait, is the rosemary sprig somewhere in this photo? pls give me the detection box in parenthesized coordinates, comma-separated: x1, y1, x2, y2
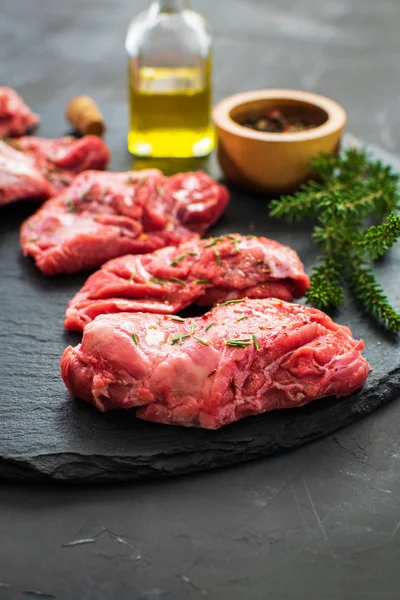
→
(219, 299, 245, 306)
(252, 334, 260, 351)
(170, 332, 182, 345)
(169, 315, 185, 322)
(213, 248, 221, 266)
(65, 198, 77, 213)
(225, 338, 252, 348)
(269, 147, 400, 332)
(170, 277, 186, 286)
(204, 236, 223, 248)
(204, 322, 215, 332)
(190, 322, 196, 334)
(150, 277, 168, 285)
(135, 176, 148, 189)
(170, 254, 187, 266)
(170, 251, 198, 266)
(170, 333, 190, 345)
(236, 315, 249, 322)
(131, 332, 139, 345)
(195, 279, 212, 285)
(193, 335, 210, 346)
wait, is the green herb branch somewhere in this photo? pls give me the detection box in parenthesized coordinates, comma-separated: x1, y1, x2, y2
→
(355, 212, 400, 259)
(269, 147, 400, 332)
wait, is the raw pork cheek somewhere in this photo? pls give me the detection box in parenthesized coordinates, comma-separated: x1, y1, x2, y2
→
(0, 87, 39, 137)
(60, 298, 371, 429)
(0, 136, 110, 207)
(20, 170, 229, 275)
(64, 234, 310, 331)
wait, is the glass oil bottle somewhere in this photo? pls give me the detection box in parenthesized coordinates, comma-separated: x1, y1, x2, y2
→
(125, 0, 214, 158)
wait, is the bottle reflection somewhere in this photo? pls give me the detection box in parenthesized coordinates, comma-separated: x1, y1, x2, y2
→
(131, 155, 211, 176)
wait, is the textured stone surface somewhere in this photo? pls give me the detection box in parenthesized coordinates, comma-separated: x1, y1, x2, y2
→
(1, 1, 400, 597)
(1, 134, 399, 482)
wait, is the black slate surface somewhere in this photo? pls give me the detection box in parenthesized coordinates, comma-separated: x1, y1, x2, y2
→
(3, 0, 400, 598)
(1, 134, 399, 482)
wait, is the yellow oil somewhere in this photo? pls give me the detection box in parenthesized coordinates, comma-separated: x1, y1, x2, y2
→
(128, 65, 214, 158)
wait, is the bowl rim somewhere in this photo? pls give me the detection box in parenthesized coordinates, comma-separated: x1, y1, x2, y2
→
(212, 89, 347, 142)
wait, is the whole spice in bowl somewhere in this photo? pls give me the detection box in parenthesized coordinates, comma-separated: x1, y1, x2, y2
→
(212, 89, 347, 194)
(241, 109, 315, 134)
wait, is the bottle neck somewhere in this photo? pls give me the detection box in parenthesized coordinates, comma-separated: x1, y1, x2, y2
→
(150, 0, 188, 14)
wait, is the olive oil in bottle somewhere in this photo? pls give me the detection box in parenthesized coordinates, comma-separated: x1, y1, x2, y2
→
(125, 0, 214, 158)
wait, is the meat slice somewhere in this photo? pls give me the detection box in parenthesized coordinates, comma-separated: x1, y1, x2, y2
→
(0, 87, 39, 137)
(60, 298, 371, 429)
(0, 141, 53, 206)
(20, 170, 229, 275)
(0, 135, 110, 207)
(64, 234, 310, 331)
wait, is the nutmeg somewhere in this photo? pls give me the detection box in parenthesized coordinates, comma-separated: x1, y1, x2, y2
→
(65, 96, 106, 137)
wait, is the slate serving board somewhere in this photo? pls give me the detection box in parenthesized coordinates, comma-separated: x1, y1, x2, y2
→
(0, 134, 399, 482)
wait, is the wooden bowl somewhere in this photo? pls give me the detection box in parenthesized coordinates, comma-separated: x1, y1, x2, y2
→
(212, 89, 347, 195)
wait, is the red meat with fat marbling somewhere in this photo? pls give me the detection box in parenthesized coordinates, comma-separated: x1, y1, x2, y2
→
(60, 298, 370, 429)
(64, 234, 310, 330)
(0, 87, 39, 137)
(0, 136, 110, 207)
(20, 170, 229, 275)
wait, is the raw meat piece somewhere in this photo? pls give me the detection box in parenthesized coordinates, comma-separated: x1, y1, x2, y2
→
(0, 87, 39, 137)
(0, 135, 110, 207)
(64, 234, 310, 331)
(61, 298, 371, 430)
(21, 170, 230, 275)
(15, 136, 110, 185)
(0, 140, 53, 206)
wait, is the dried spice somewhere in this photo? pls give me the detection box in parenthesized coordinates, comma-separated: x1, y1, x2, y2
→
(241, 109, 315, 134)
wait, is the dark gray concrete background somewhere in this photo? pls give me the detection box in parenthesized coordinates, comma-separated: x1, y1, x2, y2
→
(1, 0, 400, 598)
